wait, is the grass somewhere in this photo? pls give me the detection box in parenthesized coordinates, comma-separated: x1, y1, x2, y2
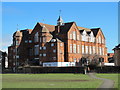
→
(2, 73, 102, 88)
(96, 73, 119, 88)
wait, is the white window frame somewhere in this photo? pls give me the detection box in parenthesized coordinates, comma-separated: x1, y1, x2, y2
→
(77, 45, 80, 53)
(89, 46, 92, 54)
(73, 31, 76, 40)
(82, 45, 84, 54)
(70, 33, 72, 39)
(77, 35, 80, 40)
(70, 44, 72, 53)
(85, 46, 88, 54)
(73, 44, 76, 53)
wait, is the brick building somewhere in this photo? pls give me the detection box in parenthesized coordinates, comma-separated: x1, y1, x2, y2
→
(107, 53, 114, 63)
(113, 44, 120, 66)
(8, 16, 108, 68)
(0, 50, 7, 72)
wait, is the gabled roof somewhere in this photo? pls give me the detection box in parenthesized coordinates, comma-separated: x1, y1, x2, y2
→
(39, 23, 55, 32)
(27, 29, 32, 34)
(13, 30, 22, 37)
(77, 26, 91, 31)
(113, 44, 120, 50)
(86, 31, 91, 35)
(91, 28, 100, 37)
(41, 26, 49, 33)
(59, 22, 74, 34)
(79, 30, 84, 34)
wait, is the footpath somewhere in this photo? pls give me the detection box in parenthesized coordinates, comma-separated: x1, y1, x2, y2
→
(88, 73, 114, 90)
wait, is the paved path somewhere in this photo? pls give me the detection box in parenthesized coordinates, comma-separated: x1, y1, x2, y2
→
(88, 73, 114, 90)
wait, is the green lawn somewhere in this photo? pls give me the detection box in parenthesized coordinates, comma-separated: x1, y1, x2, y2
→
(96, 73, 119, 88)
(2, 74, 102, 88)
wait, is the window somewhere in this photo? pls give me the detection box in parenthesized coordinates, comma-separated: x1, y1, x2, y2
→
(74, 58, 76, 62)
(34, 32, 39, 42)
(73, 31, 76, 40)
(34, 45, 39, 55)
(89, 32, 95, 42)
(70, 44, 72, 53)
(99, 47, 102, 55)
(82, 31, 88, 42)
(40, 47, 42, 50)
(16, 40, 19, 45)
(53, 57, 56, 60)
(51, 39, 56, 42)
(93, 46, 95, 54)
(29, 40, 32, 43)
(89, 46, 92, 54)
(98, 36, 101, 43)
(96, 38, 98, 43)
(77, 45, 80, 53)
(77, 35, 80, 40)
(60, 43, 63, 46)
(29, 48, 33, 56)
(40, 37, 41, 42)
(85, 46, 88, 54)
(25, 40, 28, 43)
(40, 54, 42, 56)
(82, 45, 84, 54)
(102, 48, 104, 55)
(43, 53, 46, 57)
(53, 49, 56, 53)
(70, 33, 72, 39)
(96, 47, 98, 54)
(16, 55, 19, 59)
(102, 39, 104, 44)
(43, 47, 46, 50)
(43, 37, 46, 42)
(51, 43, 54, 46)
(73, 44, 76, 53)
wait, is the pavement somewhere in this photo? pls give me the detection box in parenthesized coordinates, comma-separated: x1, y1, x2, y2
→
(88, 73, 115, 90)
